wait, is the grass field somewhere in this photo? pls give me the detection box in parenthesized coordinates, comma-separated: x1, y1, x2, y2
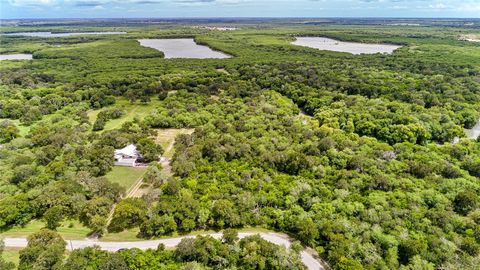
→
(2, 248, 20, 267)
(88, 98, 162, 131)
(0, 119, 30, 138)
(155, 128, 194, 158)
(0, 220, 91, 240)
(105, 166, 147, 190)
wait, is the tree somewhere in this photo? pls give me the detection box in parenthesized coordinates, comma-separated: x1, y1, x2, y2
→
(454, 191, 478, 216)
(140, 214, 177, 237)
(137, 138, 163, 163)
(296, 217, 319, 245)
(102, 253, 129, 270)
(19, 229, 66, 270)
(79, 196, 113, 233)
(143, 162, 165, 187)
(63, 246, 108, 270)
(0, 240, 15, 270)
(87, 145, 115, 176)
(0, 120, 20, 143)
(108, 198, 146, 232)
(93, 117, 106, 131)
(222, 229, 239, 245)
(43, 206, 64, 230)
(398, 238, 428, 266)
(0, 194, 33, 227)
(211, 199, 240, 228)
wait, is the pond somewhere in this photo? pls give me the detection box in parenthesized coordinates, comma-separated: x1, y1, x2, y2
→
(4, 32, 126, 37)
(466, 120, 480, 140)
(292, 37, 402, 54)
(0, 54, 32, 60)
(138, 38, 231, 59)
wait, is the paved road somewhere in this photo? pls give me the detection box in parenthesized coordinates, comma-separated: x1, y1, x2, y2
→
(3, 232, 326, 270)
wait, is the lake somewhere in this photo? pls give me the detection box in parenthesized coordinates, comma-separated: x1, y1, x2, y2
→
(4, 32, 126, 37)
(138, 38, 231, 59)
(0, 54, 32, 61)
(292, 37, 402, 54)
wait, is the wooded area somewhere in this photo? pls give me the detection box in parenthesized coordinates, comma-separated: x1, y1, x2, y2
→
(1, 19, 479, 269)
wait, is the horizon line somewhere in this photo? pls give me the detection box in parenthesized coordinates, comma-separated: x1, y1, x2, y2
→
(1, 16, 480, 21)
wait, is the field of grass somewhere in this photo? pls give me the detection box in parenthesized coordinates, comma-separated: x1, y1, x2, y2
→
(0, 220, 91, 240)
(88, 98, 162, 131)
(105, 166, 147, 190)
(101, 227, 141, 241)
(0, 119, 30, 138)
(2, 248, 20, 267)
(155, 128, 194, 158)
(11, 120, 30, 137)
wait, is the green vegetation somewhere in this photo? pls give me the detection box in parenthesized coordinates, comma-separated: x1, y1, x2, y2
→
(0, 220, 91, 239)
(105, 167, 147, 190)
(13, 229, 304, 270)
(1, 18, 479, 270)
(1, 248, 19, 269)
(88, 98, 163, 131)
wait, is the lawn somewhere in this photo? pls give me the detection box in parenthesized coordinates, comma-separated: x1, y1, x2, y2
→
(105, 166, 147, 190)
(0, 220, 91, 240)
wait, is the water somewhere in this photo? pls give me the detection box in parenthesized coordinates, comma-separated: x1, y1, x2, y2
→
(452, 119, 480, 144)
(465, 120, 480, 140)
(138, 38, 231, 59)
(292, 37, 402, 54)
(4, 32, 126, 37)
(0, 54, 32, 60)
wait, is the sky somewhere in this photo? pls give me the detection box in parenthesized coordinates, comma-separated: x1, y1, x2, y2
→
(1, 0, 480, 19)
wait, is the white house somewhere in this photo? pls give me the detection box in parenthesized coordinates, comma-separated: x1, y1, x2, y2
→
(114, 144, 139, 167)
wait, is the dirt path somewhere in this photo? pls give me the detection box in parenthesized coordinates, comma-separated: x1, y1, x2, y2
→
(4, 231, 327, 270)
(104, 171, 147, 228)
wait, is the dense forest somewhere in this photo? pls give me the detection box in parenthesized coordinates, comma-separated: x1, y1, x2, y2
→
(0, 18, 480, 269)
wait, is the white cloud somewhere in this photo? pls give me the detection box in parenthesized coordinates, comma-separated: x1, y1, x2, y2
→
(9, 0, 58, 6)
(457, 2, 480, 12)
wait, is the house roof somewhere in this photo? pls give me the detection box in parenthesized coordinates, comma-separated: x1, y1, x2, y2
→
(115, 144, 138, 157)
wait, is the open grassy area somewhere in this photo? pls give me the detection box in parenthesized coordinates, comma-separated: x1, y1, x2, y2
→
(0, 119, 30, 137)
(101, 227, 141, 242)
(105, 166, 147, 190)
(155, 128, 194, 158)
(88, 98, 162, 131)
(0, 220, 91, 240)
(2, 248, 20, 267)
(10, 120, 30, 137)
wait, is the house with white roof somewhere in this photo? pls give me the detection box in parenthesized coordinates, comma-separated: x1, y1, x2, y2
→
(114, 144, 139, 167)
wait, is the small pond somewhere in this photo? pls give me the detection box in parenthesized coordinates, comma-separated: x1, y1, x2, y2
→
(138, 38, 231, 59)
(465, 120, 480, 140)
(292, 37, 402, 54)
(4, 32, 126, 37)
(0, 54, 32, 61)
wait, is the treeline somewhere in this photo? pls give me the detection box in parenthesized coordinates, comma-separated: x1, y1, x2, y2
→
(1, 24, 480, 270)
(2, 229, 305, 270)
